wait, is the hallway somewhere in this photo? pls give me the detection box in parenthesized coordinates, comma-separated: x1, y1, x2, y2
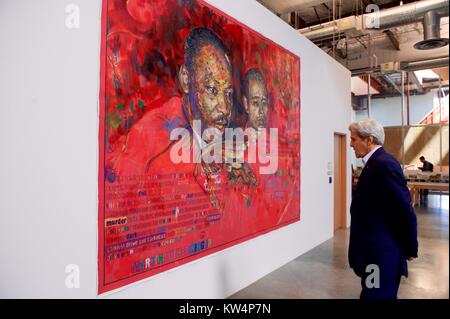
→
(229, 194, 449, 299)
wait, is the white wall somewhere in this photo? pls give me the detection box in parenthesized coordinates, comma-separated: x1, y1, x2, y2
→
(0, 0, 351, 298)
(355, 91, 436, 126)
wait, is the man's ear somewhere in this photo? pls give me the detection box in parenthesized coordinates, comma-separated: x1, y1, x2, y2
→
(178, 65, 189, 94)
(243, 95, 249, 114)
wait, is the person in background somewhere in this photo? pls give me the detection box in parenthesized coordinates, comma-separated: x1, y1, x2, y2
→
(418, 156, 434, 172)
(418, 156, 434, 201)
(348, 118, 418, 299)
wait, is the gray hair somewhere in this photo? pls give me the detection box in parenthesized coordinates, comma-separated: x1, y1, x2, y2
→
(348, 118, 385, 145)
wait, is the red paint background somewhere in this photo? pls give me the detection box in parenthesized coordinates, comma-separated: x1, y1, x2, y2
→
(98, 0, 301, 294)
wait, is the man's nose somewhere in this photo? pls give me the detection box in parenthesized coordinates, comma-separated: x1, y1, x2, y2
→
(216, 92, 230, 114)
(258, 104, 265, 116)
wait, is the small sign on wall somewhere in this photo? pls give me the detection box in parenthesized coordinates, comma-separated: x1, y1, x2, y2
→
(327, 161, 333, 176)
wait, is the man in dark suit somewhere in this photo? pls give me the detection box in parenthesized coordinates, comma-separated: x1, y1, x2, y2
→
(349, 118, 418, 299)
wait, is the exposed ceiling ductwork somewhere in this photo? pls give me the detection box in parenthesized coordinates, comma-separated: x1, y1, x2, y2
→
(415, 10, 449, 50)
(403, 56, 450, 71)
(299, 0, 449, 41)
(351, 56, 449, 75)
(259, 0, 449, 99)
(257, 0, 337, 15)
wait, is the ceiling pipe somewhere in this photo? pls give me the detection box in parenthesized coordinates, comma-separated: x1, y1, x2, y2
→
(402, 56, 449, 71)
(336, 36, 390, 52)
(299, 0, 449, 41)
(261, 0, 335, 15)
(286, 0, 334, 12)
(351, 56, 449, 76)
(414, 10, 449, 49)
(364, 0, 449, 29)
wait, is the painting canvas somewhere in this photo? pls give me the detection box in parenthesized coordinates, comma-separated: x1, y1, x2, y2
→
(98, 0, 301, 293)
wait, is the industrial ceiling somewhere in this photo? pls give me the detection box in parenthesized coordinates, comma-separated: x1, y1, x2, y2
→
(257, 0, 449, 102)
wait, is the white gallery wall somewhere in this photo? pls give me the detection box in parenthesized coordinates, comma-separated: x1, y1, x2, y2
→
(0, 0, 351, 298)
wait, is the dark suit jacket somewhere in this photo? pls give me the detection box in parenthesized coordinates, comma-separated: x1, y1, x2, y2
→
(419, 160, 434, 172)
(349, 147, 418, 278)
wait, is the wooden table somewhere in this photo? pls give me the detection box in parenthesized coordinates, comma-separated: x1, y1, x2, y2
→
(408, 182, 449, 206)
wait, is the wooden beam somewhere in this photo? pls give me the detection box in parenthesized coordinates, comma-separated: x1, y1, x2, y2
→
(313, 6, 321, 23)
(433, 67, 449, 81)
(409, 71, 424, 94)
(355, 36, 367, 49)
(297, 14, 307, 29)
(383, 30, 400, 51)
(290, 11, 296, 28)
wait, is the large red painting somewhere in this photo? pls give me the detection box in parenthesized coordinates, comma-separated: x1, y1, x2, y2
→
(98, 0, 301, 293)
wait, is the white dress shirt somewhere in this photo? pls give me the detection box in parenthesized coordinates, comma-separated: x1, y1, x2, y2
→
(362, 145, 382, 166)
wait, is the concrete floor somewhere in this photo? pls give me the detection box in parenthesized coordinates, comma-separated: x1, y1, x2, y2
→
(229, 194, 449, 299)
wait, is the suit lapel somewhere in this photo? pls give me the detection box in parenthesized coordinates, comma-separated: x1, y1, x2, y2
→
(356, 147, 384, 187)
(365, 147, 384, 168)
